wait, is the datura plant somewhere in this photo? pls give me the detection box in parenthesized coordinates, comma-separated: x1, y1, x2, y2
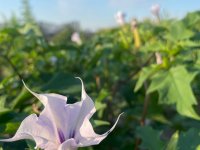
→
(0, 78, 122, 150)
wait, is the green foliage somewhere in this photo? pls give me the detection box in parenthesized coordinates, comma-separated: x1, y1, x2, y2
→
(166, 129, 200, 150)
(166, 131, 178, 150)
(147, 66, 199, 120)
(177, 128, 200, 150)
(1, 1, 200, 149)
(136, 126, 164, 150)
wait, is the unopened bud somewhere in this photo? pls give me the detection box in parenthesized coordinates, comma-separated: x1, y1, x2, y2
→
(131, 19, 141, 49)
(155, 52, 162, 64)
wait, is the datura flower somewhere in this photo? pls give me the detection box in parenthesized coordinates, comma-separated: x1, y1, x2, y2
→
(150, 4, 160, 17)
(115, 11, 126, 26)
(71, 32, 82, 45)
(0, 78, 122, 150)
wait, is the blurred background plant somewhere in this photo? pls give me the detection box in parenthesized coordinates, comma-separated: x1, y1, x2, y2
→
(1, 0, 200, 150)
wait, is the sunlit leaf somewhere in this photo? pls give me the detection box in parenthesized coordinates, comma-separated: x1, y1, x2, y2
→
(166, 131, 179, 150)
(134, 65, 159, 92)
(148, 66, 200, 120)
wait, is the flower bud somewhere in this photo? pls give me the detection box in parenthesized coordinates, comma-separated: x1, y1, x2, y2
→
(155, 52, 162, 64)
(131, 19, 141, 49)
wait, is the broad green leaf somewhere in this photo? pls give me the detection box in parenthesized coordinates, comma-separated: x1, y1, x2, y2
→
(148, 66, 200, 120)
(183, 11, 200, 27)
(134, 65, 159, 92)
(165, 21, 194, 41)
(41, 72, 81, 94)
(141, 41, 166, 52)
(166, 131, 179, 150)
(177, 128, 200, 150)
(5, 122, 20, 134)
(136, 126, 164, 150)
(197, 145, 200, 150)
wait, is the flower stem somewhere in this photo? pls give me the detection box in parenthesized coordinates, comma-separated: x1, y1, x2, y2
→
(135, 82, 151, 150)
(140, 81, 150, 126)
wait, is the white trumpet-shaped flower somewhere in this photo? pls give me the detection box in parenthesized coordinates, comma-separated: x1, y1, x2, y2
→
(71, 32, 82, 45)
(150, 4, 160, 17)
(0, 78, 122, 150)
(115, 11, 126, 26)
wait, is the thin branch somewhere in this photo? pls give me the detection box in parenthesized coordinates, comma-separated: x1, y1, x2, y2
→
(140, 81, 150, 126)
(134, 82, 151, 150)
(3, 55, 23, 80)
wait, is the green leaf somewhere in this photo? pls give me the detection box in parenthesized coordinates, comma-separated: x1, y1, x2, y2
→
(93, 120, 110, 127)
(0, 96, 11, 116)
(41, 72, 81, 94)
(183, 11, 200, 27)
(11, 86, 32, 109)
(166, 21, 194, 41)
(148, 66, 200, 120)
(95, 89, 109, 102)
(134, 65, 159, 92)
(95, 101, 106, 111)
(177, 128, 200, 150)
(26, 140, 36, 150)
(136, 126, 164, 150)
(166, 131, 179, 150)
(5, 122, 20, 134)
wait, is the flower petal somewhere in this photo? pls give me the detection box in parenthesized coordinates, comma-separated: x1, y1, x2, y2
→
(75, 77, 96, 123)
(58, 77, 96, 142)
(77, 113, 123, 146)
(72, 78, 123, 146)
(0, 114, 58, 149)
(58, 139, 78, 150)
(23, 81, 70, 143)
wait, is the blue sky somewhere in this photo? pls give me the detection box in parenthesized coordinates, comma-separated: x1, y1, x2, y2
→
(0, 0, 200, 30)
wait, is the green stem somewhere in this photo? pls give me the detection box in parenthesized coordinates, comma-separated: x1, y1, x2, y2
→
(140, 82, 150, 126)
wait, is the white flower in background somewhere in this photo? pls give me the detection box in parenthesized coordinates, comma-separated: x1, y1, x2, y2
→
(0, 78, 123, 150)
(151, 4, 160, 17)
(155, 52, 162, 64)
(71, 32, 82, 45)
(50, 56, 58, 64)
(115, 11, 126, 26)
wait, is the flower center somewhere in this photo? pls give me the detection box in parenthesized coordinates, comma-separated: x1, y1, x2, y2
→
(69, 130, 75, 139)
(58, 129, 65, 143)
